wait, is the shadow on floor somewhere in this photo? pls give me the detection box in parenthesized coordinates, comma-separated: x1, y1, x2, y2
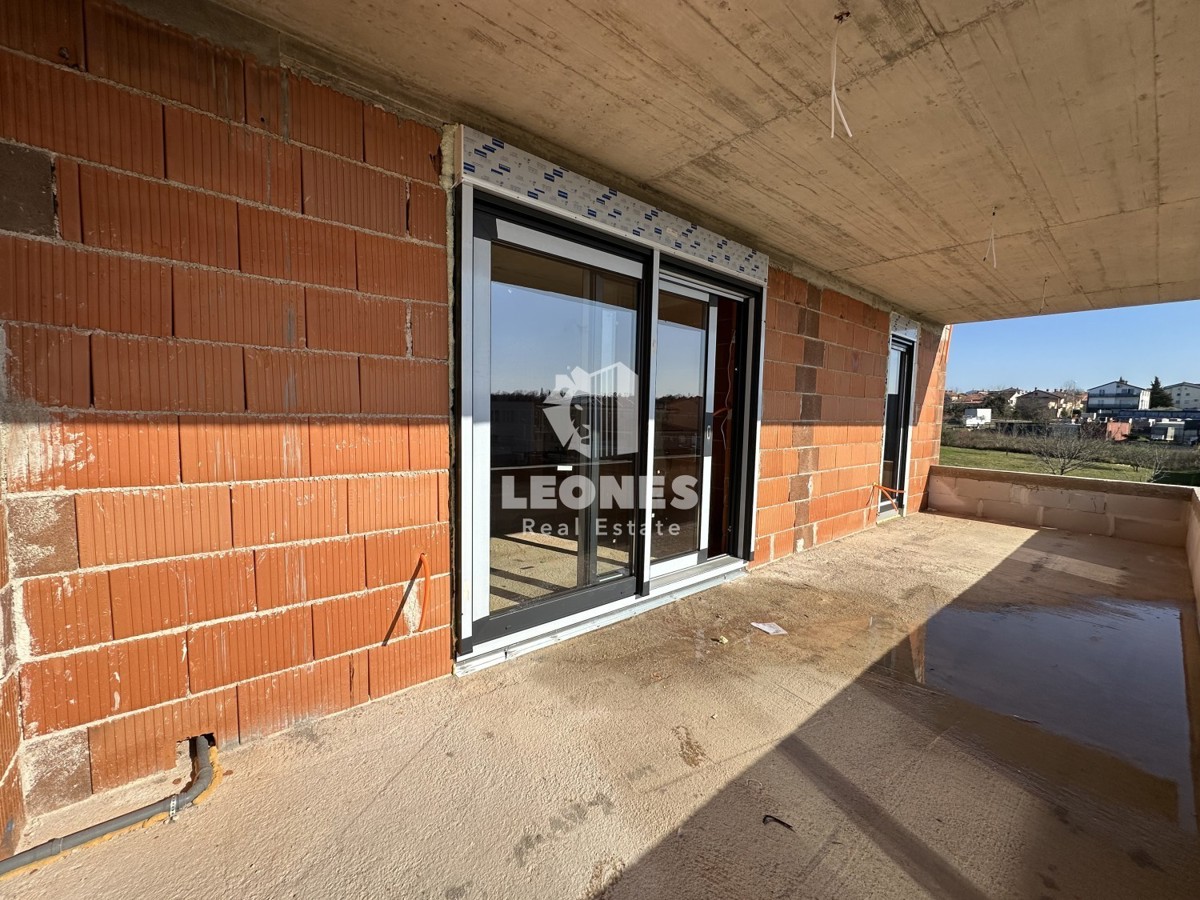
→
(594, 525, 1200, 899)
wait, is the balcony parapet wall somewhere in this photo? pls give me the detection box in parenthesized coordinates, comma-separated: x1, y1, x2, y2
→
(1187, 491, 1200, 607)
(928, 465, 1195, 549)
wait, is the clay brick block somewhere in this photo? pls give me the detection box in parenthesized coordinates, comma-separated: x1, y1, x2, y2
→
(0, 142, 54, 235)
(178, 264, 307, 349)
(92, 334, 245, 412)
(8, 493, 79, 577)
(363, 108, 440, 182)
(244, 348, 360, 414)
(762, 361, 793, 393)
(411, 303, 449, 359)
(0, 236, 172, 335)
(0, 757, 24, 858)
(0, 51, 163, 176)
(756, 477, 790, 509)
(22, 633, 187, 736)
(85, 0, 244, 119)
(5, 416, 180, 491)
(231, 479, 348, 546)
(80, 167, 238, 267)
(238, 204, 356, 289)
(180, 416, 308, 483)
(109, 551, 256, 638)
(245, 59, 284, 136)
(356, 233, 447, 301)
(301, 150, 405, 235)
(360, 357, 449, 415)
(305, 288, 407, 355)
(349, 649, 368, 706)
(87, 687, 238, 792)
(55, 155, 81, 241)
(290, 77, 363, 159)
(312, 586, 408, 658)
(0, 0, 85, 67)
(187, 605, 313, 692)
(75, 486, 233, 566)
(406, 181, 446, 244)
(165, 106, 300, 211)
(759, 448, 800, 480)
(308, 419, 409, 477)
(0, 675, 18, 774)
(22, 571, 113, 655)
(437, 472, 449, 522)
(408, 418, 450, 471)
(364, 523, 450, 589)
(766, 296, 802, 333)
(254, 536, 366, 609)
(757, 504, 796, 536)
(367, 628, 451, 699)
(3, 323, 90, 407)
(421, 576, 451, 630)
(237, 655, 353, 741)
(763, 391, 801, 422)
(348, 473, 440, 533)
(107, 561, 178, 638)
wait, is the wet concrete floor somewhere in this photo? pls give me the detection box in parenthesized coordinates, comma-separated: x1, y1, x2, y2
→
(876, 595, 1198, 831)
(10, 513, 1200, 899)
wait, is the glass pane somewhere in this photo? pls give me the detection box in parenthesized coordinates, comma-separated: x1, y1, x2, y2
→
(881, 342, 908, 494)
(489, 243, 640, 613)
(651, 291, 707, 562)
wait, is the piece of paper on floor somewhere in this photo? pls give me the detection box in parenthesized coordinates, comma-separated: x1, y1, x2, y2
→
(751, 622, 787, 635)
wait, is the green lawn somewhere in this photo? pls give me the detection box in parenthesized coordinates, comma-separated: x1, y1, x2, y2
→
(938, 445, 1151, 483)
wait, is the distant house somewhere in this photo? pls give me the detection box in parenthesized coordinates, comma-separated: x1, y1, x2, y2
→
(963, 408, 993, 428)
(991, 387, 1026, 408)
(1015, 389, 1084, 419)
(1164, 381, 1200, 408)
(1085, 379, 1149, 414)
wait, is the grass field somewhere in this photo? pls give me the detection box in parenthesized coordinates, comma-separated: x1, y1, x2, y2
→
(938, 445, 1151, 483)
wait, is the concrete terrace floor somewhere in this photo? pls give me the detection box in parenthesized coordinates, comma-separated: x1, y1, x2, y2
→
(9, 514, 1200, 899)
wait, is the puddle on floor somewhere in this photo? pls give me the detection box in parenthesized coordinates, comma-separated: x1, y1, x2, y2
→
(874, 596, 1198, 829)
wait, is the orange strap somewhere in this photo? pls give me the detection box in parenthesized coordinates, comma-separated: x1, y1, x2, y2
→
(874, 484, 905, 505)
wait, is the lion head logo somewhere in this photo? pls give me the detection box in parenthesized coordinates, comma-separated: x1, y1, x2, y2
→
(542, 363, 638, 458)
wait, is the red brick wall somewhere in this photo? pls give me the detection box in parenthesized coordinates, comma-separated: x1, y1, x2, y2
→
(0, 0, 450, 827)
(0, 0, 956, 838)
(755, 268, 947, 566)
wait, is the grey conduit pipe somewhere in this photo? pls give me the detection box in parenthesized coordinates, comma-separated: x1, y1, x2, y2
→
(0, 734, 218, 881)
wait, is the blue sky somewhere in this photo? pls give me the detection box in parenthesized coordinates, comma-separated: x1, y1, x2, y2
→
(946, 299, 1200, 392)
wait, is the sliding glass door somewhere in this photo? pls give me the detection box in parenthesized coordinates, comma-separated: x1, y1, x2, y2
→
(649, 281, 716, 577)
(880, 336, 914, 512)
(475, 219, 645, 640)
(464, 198, 760, 650)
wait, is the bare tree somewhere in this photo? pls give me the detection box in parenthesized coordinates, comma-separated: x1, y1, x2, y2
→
(1126, 441, 1185, 480)
(1028, 432, 1104, 476)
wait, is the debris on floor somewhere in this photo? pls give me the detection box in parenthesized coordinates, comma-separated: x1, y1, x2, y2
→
(751, 622, 788, 635)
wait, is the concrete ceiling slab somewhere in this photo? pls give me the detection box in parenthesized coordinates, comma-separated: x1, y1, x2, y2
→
(940, 0, 1158, 226)
(211, 0, 1199, 324)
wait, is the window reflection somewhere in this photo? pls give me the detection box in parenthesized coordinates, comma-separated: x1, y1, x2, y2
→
(489, 244, 640, 612)
(651, 291, 707, 562)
